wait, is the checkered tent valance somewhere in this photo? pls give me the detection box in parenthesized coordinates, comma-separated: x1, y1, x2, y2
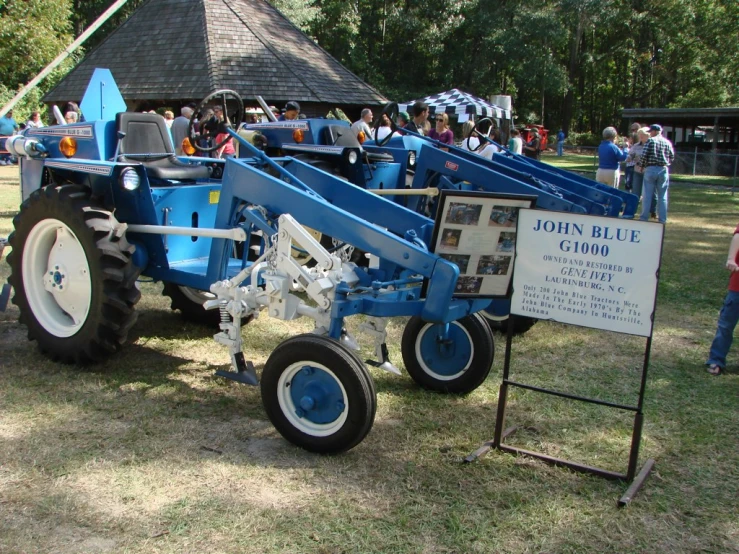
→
(398, 89, 510, 120)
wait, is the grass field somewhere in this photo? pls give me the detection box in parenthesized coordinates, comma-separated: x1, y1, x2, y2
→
(1, 166, 738, 553)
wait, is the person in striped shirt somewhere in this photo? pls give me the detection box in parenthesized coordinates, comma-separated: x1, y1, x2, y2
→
(638, 124, 675, 223)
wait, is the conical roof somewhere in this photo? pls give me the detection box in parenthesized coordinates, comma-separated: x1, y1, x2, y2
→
(44, 0, 386, 107)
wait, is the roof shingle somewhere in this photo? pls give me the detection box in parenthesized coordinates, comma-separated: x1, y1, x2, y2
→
(44, 0, 387, 107)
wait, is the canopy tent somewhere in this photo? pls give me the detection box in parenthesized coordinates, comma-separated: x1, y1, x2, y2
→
(398, 89, 511, 121)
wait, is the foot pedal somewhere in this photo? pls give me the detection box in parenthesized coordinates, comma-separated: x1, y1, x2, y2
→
(215, 352, 259, 385)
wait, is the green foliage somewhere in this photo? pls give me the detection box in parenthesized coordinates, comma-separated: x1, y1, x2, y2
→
(564, 131, 600, 147)
(1, 0, 737, 134)
(0, 0, 79, 122)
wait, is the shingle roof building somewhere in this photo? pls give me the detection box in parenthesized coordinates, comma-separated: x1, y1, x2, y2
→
(44, 0, 387, 116)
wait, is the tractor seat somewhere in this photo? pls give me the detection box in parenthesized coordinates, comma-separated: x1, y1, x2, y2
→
(116, 112, 211, 181)
(324, 125, 395, 163)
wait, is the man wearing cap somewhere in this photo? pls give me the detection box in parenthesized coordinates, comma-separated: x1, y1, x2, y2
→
(638, 124, 674, 223)
(523, 129, 541, 160)
(172, 103, 197, 155)
(279, 101, 300, 121)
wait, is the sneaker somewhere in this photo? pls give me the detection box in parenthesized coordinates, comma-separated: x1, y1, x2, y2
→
(650, 212, 657, 219)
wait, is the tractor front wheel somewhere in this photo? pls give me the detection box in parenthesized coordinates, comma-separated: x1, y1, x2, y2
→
(401, 314, 495, 394)
(261, 334, 376, 453)
(7, 185, 140, 363)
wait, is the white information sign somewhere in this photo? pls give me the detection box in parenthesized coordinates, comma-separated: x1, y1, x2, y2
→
(511, 209, 664, 337)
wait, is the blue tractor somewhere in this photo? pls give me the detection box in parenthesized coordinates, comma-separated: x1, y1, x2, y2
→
(5, 70, 499, 453)
(239, 102, 639, 334)
(360, 104, 639, 333)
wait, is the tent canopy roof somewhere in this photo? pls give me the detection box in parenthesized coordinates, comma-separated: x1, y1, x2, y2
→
(399, 89, 510, 120)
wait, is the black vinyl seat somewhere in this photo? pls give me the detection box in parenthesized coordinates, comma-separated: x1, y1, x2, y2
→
(116, 112, 211, 181)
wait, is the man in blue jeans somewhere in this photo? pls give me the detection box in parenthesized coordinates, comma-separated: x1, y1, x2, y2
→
(638, 124, 674, 223)
(556, 129, 565, 156)
(706, 224, 739, 375)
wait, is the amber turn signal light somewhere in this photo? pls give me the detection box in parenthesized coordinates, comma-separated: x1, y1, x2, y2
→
(292, 129, 304, 143)
(357, 131, 366, 144)
(59, 137, 77, 158)
(182, 138, 196, 156)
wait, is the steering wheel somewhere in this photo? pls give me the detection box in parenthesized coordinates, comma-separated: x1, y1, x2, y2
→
(372, 102, 399, 147)
(188, 90, 244, 153)
(467, 117, 495, 152)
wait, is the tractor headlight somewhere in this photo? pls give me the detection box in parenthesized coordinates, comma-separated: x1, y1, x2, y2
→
(408, 150, 416, 168)
(119, 167, 140, 191)
(59, 137, 77, 158)
(347, 150, 358, 164)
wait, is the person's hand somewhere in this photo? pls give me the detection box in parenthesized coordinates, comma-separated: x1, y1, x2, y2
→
(727, 259, 739, 272)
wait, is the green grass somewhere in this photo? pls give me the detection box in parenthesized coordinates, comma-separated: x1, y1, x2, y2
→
(544, 152, 739, 187)
(1, 169, 738, 553)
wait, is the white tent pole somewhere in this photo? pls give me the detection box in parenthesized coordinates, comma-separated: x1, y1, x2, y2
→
(0, 0, 130, 117)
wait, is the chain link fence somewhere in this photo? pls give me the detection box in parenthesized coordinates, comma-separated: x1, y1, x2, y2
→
(562, 146, 739, 192)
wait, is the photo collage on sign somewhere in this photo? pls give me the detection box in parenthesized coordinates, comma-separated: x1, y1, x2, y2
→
(435, 196, 526, 296)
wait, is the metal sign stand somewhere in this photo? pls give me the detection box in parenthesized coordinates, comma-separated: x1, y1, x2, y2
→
(466, 315, 655, 506)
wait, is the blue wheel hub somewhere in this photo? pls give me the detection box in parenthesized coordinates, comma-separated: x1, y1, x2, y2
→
(290, 365, 345, 424)
(419, 323, 472, 376)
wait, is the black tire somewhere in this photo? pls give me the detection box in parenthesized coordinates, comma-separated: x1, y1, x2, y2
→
(483, 313, 538, 335)
(7, 184, 140, 364)
(401, 313, 495, 394)
(162, 282, 252, 327)
(261, 334, 376, 453)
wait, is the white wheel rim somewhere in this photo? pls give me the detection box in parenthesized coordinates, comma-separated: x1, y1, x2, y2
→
(277, 361, 349, 437)
(414, 322, 474, 381)
(22, 218, 92, 337)
(482, 311, 508, 322)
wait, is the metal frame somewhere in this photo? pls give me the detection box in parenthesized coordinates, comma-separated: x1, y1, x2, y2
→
(466, 318, 656, 507)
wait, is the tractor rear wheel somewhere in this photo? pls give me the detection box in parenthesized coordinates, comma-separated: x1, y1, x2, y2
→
(7, 185, 140, 363)
(261, 334, 376, 453)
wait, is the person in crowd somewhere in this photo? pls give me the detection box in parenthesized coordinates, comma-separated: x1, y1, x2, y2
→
(627, 127, 650, 201)
(429, 112, 453, 148)
(478, 127, 501, 160)
(64, 111, 78, 124)
(64, 101, 83, 122)
(508, 128, 523, 155)
(396, 111, 409, 129)
(0, 110, 19, 165)
(172, 103, 196, 155)
(351, 108, 373, 139)
(268, 105, 280, 120)
(404, 101, 428, 136)
(459, 120, 480, 151)
(556, 128, 566, 156)
(26, 111, 44, 129)
(522, 129, 541, 160)
(163, 110, 175, 129)
(638, 124, 675, 223)
(629, 121, 641, 146)
(596, 126, 628, 187)
(278, 101, 300, 121)
(705, 223, 739, 375)
(212, 105, 235, 159)
(373, 113, 396, 141)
